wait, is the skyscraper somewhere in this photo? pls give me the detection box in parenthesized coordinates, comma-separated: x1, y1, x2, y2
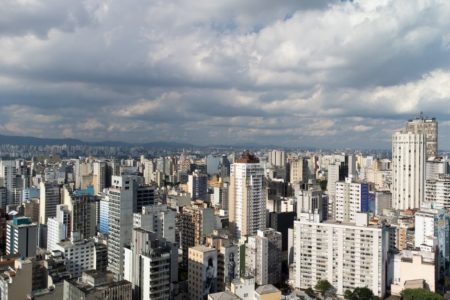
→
(229, 152, 267, 240)
(392, 131, 425, 209)
(39, 182, 61, 224)
(406, 114, 438, 158)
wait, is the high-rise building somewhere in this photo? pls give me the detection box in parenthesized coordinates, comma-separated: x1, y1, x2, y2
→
(99, 197, 109, 235)
(292, 212, 389, 298)
(268, 150, 285, 167)
(406, 114, 438, 159)
(334, 177, 369, 223)
(229, 153, 266, 240)
(245, 228, 282, 286)
(0, 160, 17, 206)
(414, 207, 450, 279)
(188, 170, 209, 202)
(295, 182, 328, 221)
(133, 204, 176, 243)
(188, 245, 218, 300)
(39, 182, 61, 224)
(426, 157, 448, 180)
(6, 217, 38, 257)
(289, 157, 307, 184)
(123, 228, 177, 300)
(47, 204, 70, 251)
(54, 239, 96, 278)
(178, 201, 215, 265)
(93, 161, 106, 195)
(426, 174, 450, 209)
(392, 131, 426, 209)
(0, 259, 32, 300)
(107, 175, 136, 279)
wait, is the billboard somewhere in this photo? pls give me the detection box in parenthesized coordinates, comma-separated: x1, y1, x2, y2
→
(223, 245, 239, 284)
(203, 250, 217, 299)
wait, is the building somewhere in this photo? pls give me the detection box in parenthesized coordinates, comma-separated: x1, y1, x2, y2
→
(0, 259, 32, 300)
(54, 239, 96, 278)
(229, 153, 267, 240)
(415, 207, 450, 278)
(107, 175, 136, 279)
(406, 114, 438, 159)
(93, 161, 106, 195)
(64, 192, 97, 240)
(0, 160, 17, 206)
(123, 228, 177, 300)
(326, 161, 348, 216)
(425, 174, 450, 209)
(289, 157, 307, 184)
(296, 181, 328, 221)
(133, 204, 176, 243)
(292, 212, 389, 298)
(255, 284, 282, 300)
(99, 197, 109, 235)
(178, 201, 215, 265)
(47, 205, 70, 251)
(188, 245, 217, 300)
(334, 177, 369, 223)
(39, 182, 61, 224)
(426, 157, 448, 180)
(6, 217, 38, 257)
(230, 276, 255, 300)
(245, 228, 282, 286)
(268, 150, 285, 168)
(63, 270, 132, 300)
(390, 250, 437, 295)
(391, 131, 425, 209)
(188, 170, 209, 202)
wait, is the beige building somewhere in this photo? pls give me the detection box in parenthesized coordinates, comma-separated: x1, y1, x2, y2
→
(0, 259, 32, 299)
(188, 245, 218, 300)
(391, 250, 437, 296)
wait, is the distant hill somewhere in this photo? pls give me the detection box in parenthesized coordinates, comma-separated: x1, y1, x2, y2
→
(0, 134, 194, 149)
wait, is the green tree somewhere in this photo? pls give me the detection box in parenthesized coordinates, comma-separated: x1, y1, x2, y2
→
(401, 288, 443, 300)
(344, 287, 377, 300)
(315, 280, 336, 298)
(305, 287, 316, 299)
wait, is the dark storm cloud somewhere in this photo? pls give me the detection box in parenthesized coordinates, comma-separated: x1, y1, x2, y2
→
(1, 0, 450, 148)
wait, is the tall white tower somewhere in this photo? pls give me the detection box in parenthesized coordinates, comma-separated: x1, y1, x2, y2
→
(228, 153, 266, 240)
(392, 132, 425, 209)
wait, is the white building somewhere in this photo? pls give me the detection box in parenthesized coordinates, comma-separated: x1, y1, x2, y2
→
(133, 204, 176, 244)
(334, 178, 369, 223)
(268, 150, 285, 167)
(426, 157, 447, 180)
(107, 175, 136, 279)
(229, 153, 267, 240)
(93, 161, 106, 195)
(391, 131, 425, 209)
(245, 228, 282, 286)
(54, 239, 96, 278)
(47, 205, 70, 251)
(292, 212, 389, 298)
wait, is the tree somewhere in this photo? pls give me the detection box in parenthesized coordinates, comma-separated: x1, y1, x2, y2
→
(315, 280, 336, 298)
(401, 288, 443, 300)
(305, 287, 316, 299)
(344, 287, 377, 300)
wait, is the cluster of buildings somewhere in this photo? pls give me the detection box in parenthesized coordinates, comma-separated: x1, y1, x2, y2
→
(0, 114, 447, 299)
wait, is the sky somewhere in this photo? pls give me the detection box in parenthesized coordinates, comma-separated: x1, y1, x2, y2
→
(1, 0, 450, 149)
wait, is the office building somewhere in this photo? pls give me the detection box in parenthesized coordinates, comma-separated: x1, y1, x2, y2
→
(6, 217, 38, 257)
(93, 161, 106, 195)
(425, 174, 450, 209)
(54, 239, 96, 278)
(268, 150, 285, 167)
(229, 152, 266, 240)
(289, 157, 307, 184)
(0, 259, 32, 300)
(39, 182, 61, 224)
(47, 204, 70, 251)
(0, 160, 17, 206)
(188, 170, 209, 202)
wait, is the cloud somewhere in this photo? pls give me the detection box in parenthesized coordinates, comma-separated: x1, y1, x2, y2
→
(1, 0, 450, 149)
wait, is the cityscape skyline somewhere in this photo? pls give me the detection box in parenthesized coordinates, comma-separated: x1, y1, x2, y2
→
(2, 1, 450, 148)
